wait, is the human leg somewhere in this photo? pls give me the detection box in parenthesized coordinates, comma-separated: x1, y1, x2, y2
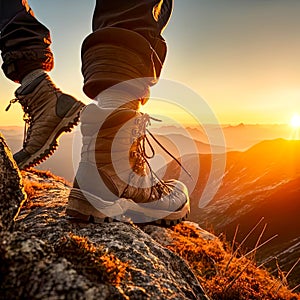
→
(67, 0, 190, 224)
(0, 0, 53, 82)
(82, 0, 172, 99)
(0, 0, 84, 169)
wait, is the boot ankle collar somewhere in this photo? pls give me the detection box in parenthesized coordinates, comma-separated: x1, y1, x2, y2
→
(15, 73, 47, 97)
(95, 89, 142, 111)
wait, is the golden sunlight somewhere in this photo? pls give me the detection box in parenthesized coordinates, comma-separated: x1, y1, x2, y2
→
(290, 113, 300, 128)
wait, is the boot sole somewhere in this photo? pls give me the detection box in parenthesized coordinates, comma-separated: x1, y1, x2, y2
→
(67, 188, 190, 225)
(67, 189, 124, 223)
(18, 102, 85, 169)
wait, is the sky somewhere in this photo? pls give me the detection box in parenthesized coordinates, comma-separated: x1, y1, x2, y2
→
(1, 0, 300, 126)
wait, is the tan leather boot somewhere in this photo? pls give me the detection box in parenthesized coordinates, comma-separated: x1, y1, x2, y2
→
(67, 102, 190, 225)
(7, 74, 85, 169)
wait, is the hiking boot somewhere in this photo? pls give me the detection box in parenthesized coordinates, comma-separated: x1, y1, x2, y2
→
(6, 73, 85, 169)
(67, 103, 190, 224)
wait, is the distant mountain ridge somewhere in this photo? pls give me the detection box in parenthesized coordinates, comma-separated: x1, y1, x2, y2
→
(162, 138, 300, 289)
(1, 124, 295, 181)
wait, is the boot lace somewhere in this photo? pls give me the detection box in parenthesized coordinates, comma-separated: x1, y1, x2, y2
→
(128, 113, 192, 199)
(6, 98, 32, 147)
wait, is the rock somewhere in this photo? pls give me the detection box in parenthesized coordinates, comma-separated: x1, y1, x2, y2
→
(0, 134, 26, 232)
(142, 221, 216, 248)
(0, 170, 209, 300)
(0, 231, 121, 300)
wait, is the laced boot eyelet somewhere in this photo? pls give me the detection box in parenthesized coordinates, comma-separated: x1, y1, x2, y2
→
(131, 128, 140, 136)
(130, 151, 137, 158)
(135, 118, 142, 125)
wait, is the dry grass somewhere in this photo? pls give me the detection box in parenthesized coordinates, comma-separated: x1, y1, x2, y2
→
(20, 168, 70, 209)
(22, 178, 54, 200)
(55, 233, 129, 285)
(168, 223, 299, 300)
(24, 168, 71, 186)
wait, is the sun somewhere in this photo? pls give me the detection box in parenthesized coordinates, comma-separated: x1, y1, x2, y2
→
(290, 113, 300, 128)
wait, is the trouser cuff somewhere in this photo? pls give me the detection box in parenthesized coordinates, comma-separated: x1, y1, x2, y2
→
(1, 48, 53, 83)
(81, 27, 167, 99)
(0, 9, 53, 83)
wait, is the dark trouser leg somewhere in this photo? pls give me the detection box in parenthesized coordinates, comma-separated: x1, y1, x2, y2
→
(82, 0, 173, 99)
(0, 0, 53, 82)
(0, 0, 27, 28)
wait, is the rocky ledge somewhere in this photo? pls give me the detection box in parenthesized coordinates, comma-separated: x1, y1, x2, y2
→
(1, 135, 299, 300)
(0, 135, 208, 300)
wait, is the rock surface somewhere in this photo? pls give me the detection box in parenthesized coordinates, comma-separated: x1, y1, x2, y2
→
(0, 139, 208, 300)
(0, 134, 26, 232)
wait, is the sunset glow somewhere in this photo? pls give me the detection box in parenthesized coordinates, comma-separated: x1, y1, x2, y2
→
(290, 114, 300, 128)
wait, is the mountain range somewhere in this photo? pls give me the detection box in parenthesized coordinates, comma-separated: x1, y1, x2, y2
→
(162, 139, 300, 289)
(1, 123, 295, 180)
